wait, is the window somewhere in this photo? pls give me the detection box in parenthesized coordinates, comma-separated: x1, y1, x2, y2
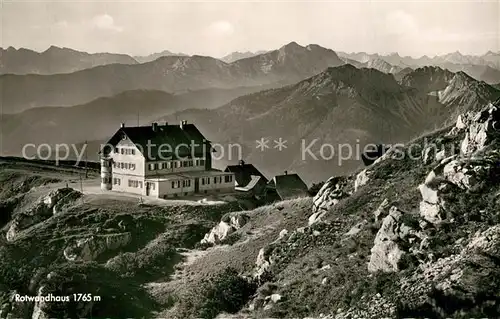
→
(172, 181, 176, 189)
(177, 180, 181, 188)
(113, 178, 121, 185)
(139, 181, 143, 188)
(225, 175, 233, 183)
(167, 162, 171, 169)
(173, 161, 178, 168)
(202, 178, 205, 185)
(115, 147, 120, 154)
(121, 148, 124, 154)
(214, 177, 217, 184)
(131, 149, 135, 155)
(200, 159, 205, 166)
(128, 180, 140, 187)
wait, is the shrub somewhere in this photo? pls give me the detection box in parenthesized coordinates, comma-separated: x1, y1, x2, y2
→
(184, 267, 258, 319)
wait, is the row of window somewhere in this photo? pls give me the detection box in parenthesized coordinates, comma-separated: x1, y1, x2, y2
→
(148, 159, 205, 171)
(128, 180, 143, 188)
(114, 162, 137, 170)
(171, 179, 192, 189)
(116, 147, 136, 155)
(113, 178, 121, 185)
(201, 175, 233, 185)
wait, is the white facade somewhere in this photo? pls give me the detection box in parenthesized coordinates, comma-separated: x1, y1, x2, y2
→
(100, 126, 235, 198)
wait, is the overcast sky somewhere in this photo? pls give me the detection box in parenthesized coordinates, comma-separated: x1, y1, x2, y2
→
(1, 0, 498, 57)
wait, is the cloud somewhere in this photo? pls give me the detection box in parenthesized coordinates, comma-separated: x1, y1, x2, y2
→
(205, 20, 235, 37)
(90, 14, 123, 32)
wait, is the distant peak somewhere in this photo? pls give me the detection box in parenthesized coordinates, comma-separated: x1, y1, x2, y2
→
(282, 41, 303, 50)
(46, 45, 61, 51)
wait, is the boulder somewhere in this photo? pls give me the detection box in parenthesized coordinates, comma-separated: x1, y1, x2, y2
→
(354, 169, 370, 192)
(63, 232, 131, 261)
(310, 176, 350, 225)
(448, 111, 475, 135)
(368, 207, 406, 273)
(254, 247, 273, 279)
(460, 103, 500, 156)
(418, 182, 445, 224)
(201, 213, 249, 244)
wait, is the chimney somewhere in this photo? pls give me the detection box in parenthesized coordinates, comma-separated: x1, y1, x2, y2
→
(239, 159, 245, 166)
(152, 122, 158, 131)
(180, 120, 187, 129)
(164, 121, 168, 126)
(120, 123, 125, 128)
(284, 170, 288, 175)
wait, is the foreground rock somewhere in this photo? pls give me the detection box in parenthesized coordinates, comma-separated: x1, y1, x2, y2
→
(201, 212, 250, 245)
(368, 206, 423, 273)
(310, 176, 351, 225)
(63, 232, 132, 261)
(6, 188, 82, 241)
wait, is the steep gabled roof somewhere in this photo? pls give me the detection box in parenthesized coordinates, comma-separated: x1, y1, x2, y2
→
(102, 123, 210, 161)
(224, 162, 268, 186)
(267, 173, 308, 200)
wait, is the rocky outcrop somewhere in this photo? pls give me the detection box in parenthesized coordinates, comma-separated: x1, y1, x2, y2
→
(6, 188, 81, 241)
(201, 213, 250, 245)
(354, 169, 370, 192)
(254, 246, 275, 279)
(422, 145, 447, 165)
(373, 198, 390, 222)
(368, 207, 406, 273)
(418, 184, 445, 224)
(63, 232, 132, 261)
(399, 225, 500, 316)
(310, 176, 351, 225)
(368, 206, 422, 273)
(459, 103, 500, 155)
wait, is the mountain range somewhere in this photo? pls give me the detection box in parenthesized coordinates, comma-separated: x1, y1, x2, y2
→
(2, 42, 500, 182)
(0, 85, 276, 156)
(154, 65, 499, 182)
(220, 50, 268, 63)
(133, 50, 188, 63)
(0, 46, 138, 75)
(0, 42, 344, 113)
